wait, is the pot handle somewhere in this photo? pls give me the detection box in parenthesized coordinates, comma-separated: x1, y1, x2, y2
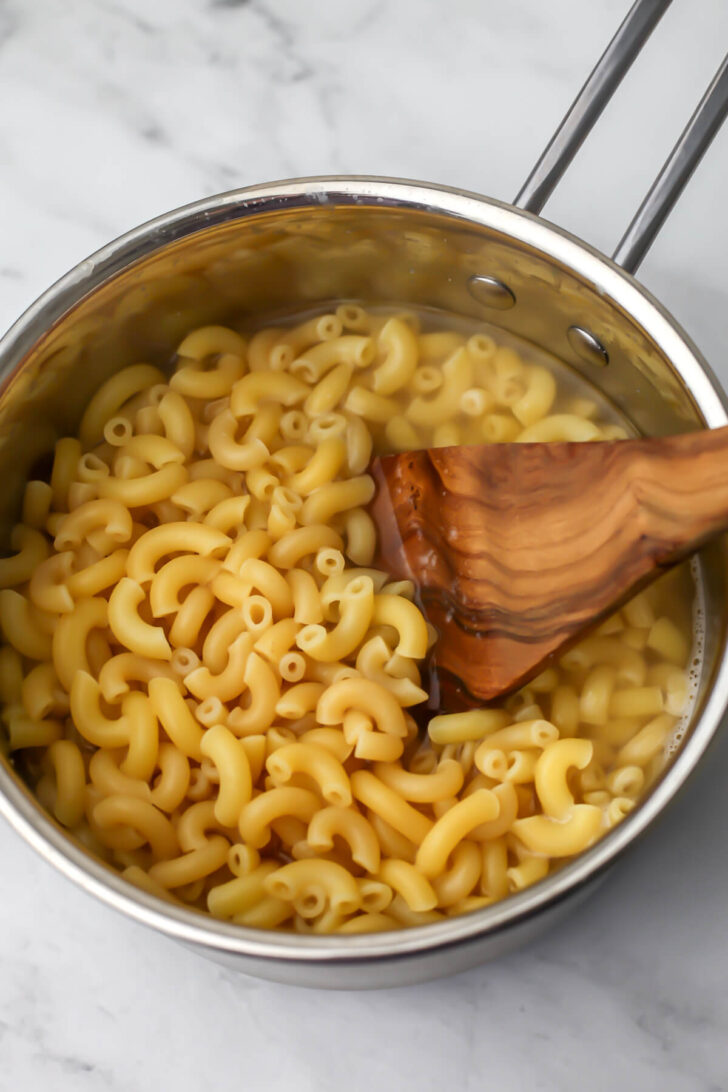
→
(514, 0, 728, 275)
(514, 0, 673, 216)
(612, 56, 728, 272)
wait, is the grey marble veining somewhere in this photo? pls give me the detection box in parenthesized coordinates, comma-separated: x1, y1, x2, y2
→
(1, 2, 728, 1089)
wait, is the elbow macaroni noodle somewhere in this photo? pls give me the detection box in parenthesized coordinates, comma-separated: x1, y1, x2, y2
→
(1, 308, 699, 934)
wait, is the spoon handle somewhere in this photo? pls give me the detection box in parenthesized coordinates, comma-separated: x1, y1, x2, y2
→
(621, 424, 728, 553)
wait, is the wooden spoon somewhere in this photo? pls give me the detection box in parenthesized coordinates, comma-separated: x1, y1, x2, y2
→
(370, 428, 728, 705)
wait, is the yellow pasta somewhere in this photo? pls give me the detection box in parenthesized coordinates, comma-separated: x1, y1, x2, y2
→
(516, 414, 602, 442)
(507, 855, 550, 892)
(47, 739, 86, 827)
(480, 838, 509, 900)
(428, 709, 510, 745)
(207, 409, 269, 472)
(27, 553, 74, 614)
(415, 791, 500, 878)
(126, 523, 231, 584)
(230, 371, 309, 418)
(579, 666, 617, 726)
(168, 586, 215, 650)
(207, 861, 279, 919)
(22, 662, 68, 720)
(199, 724, 253, 826)
(79, 364, 165, 448)
(646, 617, 689, 666)
(0, 590, 53, 660)
(306, 806, 381, 874)
(378, 858, 437, 912)
(171, 349, 245, 400)
(238, 787, 321, 849)
(296, 575, 373, 662)
(264, 858, 361, 917)
(299, 475, 375, 526)
(147, 676, 204, 760)
(433, 841, 482, 908)
(148, 836, 230, 889)
(351, 770, 433, 845)
(0, 526, 50, 588)
(2, 308, 697, 937)
(512, 805, 603, 856)
(92, 795, 179, 860)
(291, 336, 375, 382)
(372, 759, 464, 803)
(406, 347, 473, 427)
(226, 652, 280, 735)
(354, 645, 426, 708)
(266, 742, 352, 808)
(369, 317, 419, 395)
(317, 677, 408, 739)
(352, 728, 405, 763)
(511, 364, 557, 427)
(22, 480, 53, 531)
(184, 633, 253, 701)
(54, 499, 133, 552)
(108, 578, 172, 660)
(67, 548, 130, 600)
(609, 686, 664, 719)
(253, 618, 299, 663)
(344, 414, 373, 475)
(96, 462, 188, 507)
(534, 738, 594, 818)
(288, 438, 347, 495)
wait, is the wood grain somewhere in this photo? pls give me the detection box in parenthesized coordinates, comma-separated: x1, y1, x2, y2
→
(371, 429, 728, 703)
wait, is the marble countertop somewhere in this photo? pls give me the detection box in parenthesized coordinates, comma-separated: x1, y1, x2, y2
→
(1, 1, 728, 1089)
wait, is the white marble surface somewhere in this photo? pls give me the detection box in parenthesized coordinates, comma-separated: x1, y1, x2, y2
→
(1, 1, 728, 1088)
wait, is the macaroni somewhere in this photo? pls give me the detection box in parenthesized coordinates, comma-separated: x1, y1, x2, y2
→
(2, 307, 697, 936)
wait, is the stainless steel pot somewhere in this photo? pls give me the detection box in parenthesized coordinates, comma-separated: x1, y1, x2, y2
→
(1, 0, 728, 988)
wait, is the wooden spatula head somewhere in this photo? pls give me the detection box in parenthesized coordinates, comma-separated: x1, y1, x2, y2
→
(371, 430, 728, 704)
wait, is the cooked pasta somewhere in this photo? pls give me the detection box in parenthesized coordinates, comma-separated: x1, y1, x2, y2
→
(1, 308, 699, 935)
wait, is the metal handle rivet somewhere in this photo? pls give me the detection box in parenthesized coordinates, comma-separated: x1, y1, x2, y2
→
(467, 275, 516, 310)
(567, 325, 609, 367)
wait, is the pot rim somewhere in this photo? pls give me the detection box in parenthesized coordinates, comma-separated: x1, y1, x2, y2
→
(1, 174, 726, 967)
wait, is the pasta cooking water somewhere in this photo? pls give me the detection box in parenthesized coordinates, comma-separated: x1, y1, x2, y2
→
(0, 307, 701, 934)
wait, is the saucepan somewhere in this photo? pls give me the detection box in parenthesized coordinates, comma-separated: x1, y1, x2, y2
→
(1, 0, 728, 988)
